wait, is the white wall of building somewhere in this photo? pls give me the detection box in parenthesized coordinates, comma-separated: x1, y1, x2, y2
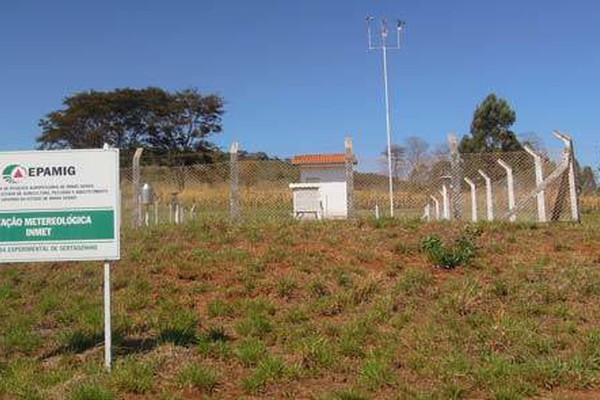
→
(299, 165, 347, 218)
(300, 166, 346, 184)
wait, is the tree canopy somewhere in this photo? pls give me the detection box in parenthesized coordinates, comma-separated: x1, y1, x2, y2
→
(37, 87, 225, 164)
(459, 93, 522, 153)
(382, 144, 406, 179)
(579, 165, 597, 195)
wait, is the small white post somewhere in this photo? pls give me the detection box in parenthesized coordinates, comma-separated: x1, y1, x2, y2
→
(423, 204, 431, 221)
(478, 170, 494, 221)
(154, 199, 159, 225)
(464, 177, 478, 222)
(103, 262, 112, 372)
(375, 203, 380, 219)
(430, 195, 440, 220)
(553, 131, 580, 222)
(132, 148, 144, 228)
(441, 184, 450, 220)
(101, 143, 113, 373)
(498, 159, 516, 222)
(523, 145, 547, 222)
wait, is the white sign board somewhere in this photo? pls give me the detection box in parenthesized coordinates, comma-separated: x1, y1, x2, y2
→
(0, 149, 120, 263)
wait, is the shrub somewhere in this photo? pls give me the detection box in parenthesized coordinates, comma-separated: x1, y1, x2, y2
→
(419, 231, 477, 269)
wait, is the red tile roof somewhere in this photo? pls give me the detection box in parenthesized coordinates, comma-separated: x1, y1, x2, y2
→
(292, 153, 348, 165)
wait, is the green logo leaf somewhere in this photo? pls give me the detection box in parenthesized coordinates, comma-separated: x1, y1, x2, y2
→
(2, 164, 28, 184)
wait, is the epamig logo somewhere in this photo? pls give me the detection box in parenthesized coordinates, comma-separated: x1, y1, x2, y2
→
(2, 164, 28, 184)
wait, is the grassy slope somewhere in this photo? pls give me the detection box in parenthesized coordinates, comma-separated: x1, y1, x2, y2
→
(2, 213, 600, 399)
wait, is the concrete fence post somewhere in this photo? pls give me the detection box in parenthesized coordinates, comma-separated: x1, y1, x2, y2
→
(345, 137, 355, 218)
(464, 177, 477, 222)
(448, 132, 463, 220)
(553, 131, 581, 223)
(441, 184, 450, 220)
(132, 148, 144, 228)
(478, 169, 494, 221)
(423, 203, 431, 221)
(430, 195, 440, 220)
(497, 159, 516, 222)
(523, 145, 547, 222)
(229, 142, 241, 222)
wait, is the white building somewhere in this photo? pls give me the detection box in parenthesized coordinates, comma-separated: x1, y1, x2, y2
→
(289, 153, 352, 219)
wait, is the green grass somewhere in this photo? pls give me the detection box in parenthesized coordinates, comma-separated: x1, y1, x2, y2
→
(235, 338, 268, 367)
(2, 211, 600, 398)
(112, 356, 157, 394)
(177, 363, 219, 392)
(241, 356, 288, 393)
(70, 383, 115, 400)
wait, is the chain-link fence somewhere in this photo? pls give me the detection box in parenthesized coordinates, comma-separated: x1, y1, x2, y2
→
(121, 137, 587, 227)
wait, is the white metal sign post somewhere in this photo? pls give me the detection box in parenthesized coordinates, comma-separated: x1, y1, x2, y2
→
(0, 147, 120, 371)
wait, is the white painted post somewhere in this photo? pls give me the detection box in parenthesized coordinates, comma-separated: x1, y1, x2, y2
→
(154, 198, 159, 225)
(498, 159, 516, 222)
(132, 148, 144, 228)
(523, 145, 547, 222)
(375, 203, 380, 219)
(102, 143, 113, 372)
(478, 170, 494, 221)
(464, 177, 477, 222)
(103, 262, 112, 371)
(430, 195, 440, 220)
(441, 184, 450, 220)
(423, 204, 431, 221)
(553, 131, 580, 222)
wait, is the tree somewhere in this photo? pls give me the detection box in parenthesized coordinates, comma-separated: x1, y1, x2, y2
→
(381, 144, 406, 179)
(579, 165, 597, 194)
(459, 93, 522, 153)
(519, 132, 546, 154)
(37, 87, 225, 164)
(405, 136, 429, 180)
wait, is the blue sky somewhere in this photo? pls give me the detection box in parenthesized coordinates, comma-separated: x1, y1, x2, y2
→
(0, 0, 598, 166)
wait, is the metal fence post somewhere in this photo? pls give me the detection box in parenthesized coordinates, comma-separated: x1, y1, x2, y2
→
(498, 159, 516, 222)
(132, 148, 144, 228)
(229, 142, 241, 222)
(345, 137, 355, 218)
(448, 132, 463, 220)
